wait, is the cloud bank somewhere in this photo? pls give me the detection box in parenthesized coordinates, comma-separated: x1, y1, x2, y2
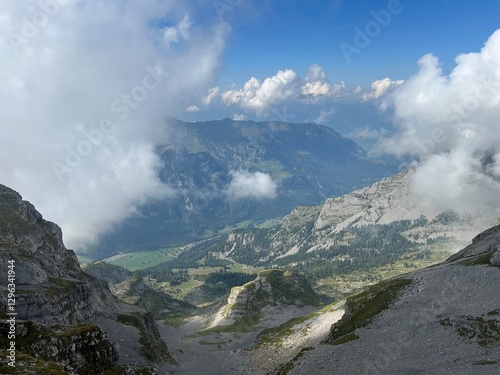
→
(190, 64, 402, 126)
(225, 170, 278, 200)
(218, 65, 350, 114)
(0, 0, 228, 250)
(377, 29, 500, 220)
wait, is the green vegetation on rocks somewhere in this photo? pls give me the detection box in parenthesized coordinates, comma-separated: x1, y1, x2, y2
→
(323, 278, 412, 345)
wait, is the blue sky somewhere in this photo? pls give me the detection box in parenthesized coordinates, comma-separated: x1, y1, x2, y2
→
(180, 0, 500, 129)
(219, 0, 500, 87)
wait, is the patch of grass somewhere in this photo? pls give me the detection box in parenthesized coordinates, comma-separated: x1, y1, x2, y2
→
(257, 218, 281, 229)
(473, 360, 498, 365)
(314, 247, 449, 301)
(198, 339, 232, 348)
(330, 332, 359, 345)
(0, 352, 70, 374)
(45, 277, 80, 296)
(227, 263, 264, 274)
(440, 315, 500, 348)
(108, 248, 180, 271)
(323, 278, 412, 345)
(258, 302, 340, 347)
(164, 313, 189, 327)
(198, 313, 262, 335)
(271, 347, 313, 375)
(458, 250, 495, 266)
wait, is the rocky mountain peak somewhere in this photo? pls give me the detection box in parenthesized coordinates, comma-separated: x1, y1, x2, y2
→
(0, 184, 116, 324)
(219, 269, 321, 324)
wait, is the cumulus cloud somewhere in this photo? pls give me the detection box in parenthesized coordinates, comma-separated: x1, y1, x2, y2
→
(314, 108, 336, 124)
(185, 105, 201, 112)
(376, 29, 500, 219)
(220, 65, 351, 115)
(202, 86, 220, 106)
(225, 170, 278, 200)
(0, 1, 228, 250)
(221, 69, 300, 113)
(302, 64, 346, 98)
(362, 78, 404, 101)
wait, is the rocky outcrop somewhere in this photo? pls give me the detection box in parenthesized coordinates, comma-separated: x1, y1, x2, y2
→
(446, 223, 500, 264)
(110, 273, 194, 316)
(0, 184, 117, 324)
(0, 321, 118, 374)
(82, 261, 132, 286)
(0, 184, 173, 374)
(220, 269, 321, 322)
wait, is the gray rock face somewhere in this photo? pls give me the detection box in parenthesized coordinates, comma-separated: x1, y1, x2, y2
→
(0, 184, 117, 324)
(0, 184, 172, 374)
(447, 223, 500, 263)
(280, 225, 500, 375)
(217, 269, 321, 324)
(0, 321, 119, 373)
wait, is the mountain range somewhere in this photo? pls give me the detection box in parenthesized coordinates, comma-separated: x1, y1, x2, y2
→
(1, 178, 499, 374)
(194, 170, 488, 292)
(97, 119, 396, 255)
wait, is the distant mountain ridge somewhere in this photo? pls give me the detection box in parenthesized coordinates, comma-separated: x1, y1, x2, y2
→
(206, 170, 488, 279)
(97, 118, 395, 254)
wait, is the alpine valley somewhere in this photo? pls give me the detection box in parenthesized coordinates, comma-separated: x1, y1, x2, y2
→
(96, 119, 396, 254)
(1, 120, 499, 375)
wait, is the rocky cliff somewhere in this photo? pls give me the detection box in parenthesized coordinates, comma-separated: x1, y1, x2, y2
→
(210, 269, 321, 330)
(0, 184, 172, 374)
(0, 183, 117, 324)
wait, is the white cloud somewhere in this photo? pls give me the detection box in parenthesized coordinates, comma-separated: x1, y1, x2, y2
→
(232, 114, 247, 121)
(376, 29, 500, 219)
(202, 86, 220, 106)
(225, 170, 278, 200)
(220, 65, 353, 115)
(0, 1, 228, 250)
(314, 108, 336, 124)
(221, 69, 300, 113)
(301, 64, 346, 98)
(185, 105, 201, 112)
(162, 14, 191, 47)
(362, 78, 404, 101)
